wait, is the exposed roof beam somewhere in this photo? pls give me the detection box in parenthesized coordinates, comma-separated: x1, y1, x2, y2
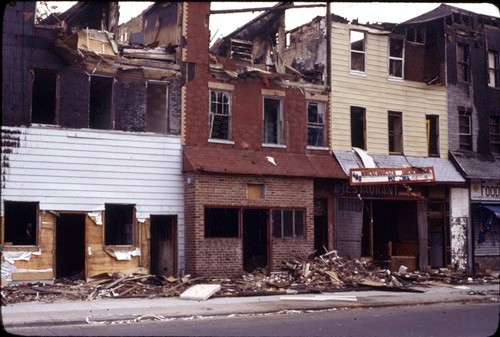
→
(210, 3, 326, 15)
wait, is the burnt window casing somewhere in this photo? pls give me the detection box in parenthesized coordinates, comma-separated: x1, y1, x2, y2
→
(307, 101, 326, 147)
(406, 26, 425, 44)
(104, 204, 134, 245)
(90, 76, 113, 129)
(489, 116, 500, 154)
(488, 50, 499, 88)
(426, 115, 440, 157)
(146, 82, 169, 133)
(31, 69, 58, 125)
(205, 208, 239, 238)
(458, 107, 473, 151)
(388, 38, 404, 78)
(272, 209, 304, 238)
(350, 30, 366, 73)
(263, 97, 284, 145)
(388, 111, 403, 154)
(351, 106, 366, 150)
(457, 43, 470, 83)
(209, 90, 232, 140)
(3, 201, 38, 246)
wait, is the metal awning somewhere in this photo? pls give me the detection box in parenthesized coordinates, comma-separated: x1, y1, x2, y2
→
(482, 205, 500, 218)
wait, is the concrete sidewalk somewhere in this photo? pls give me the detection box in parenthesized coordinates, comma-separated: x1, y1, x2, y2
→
(1, 283, 499, 328)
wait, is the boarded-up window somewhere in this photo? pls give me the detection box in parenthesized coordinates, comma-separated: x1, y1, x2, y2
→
(146, 82, 168, 133)
(307, 101, 326, 147)
(351, 106, 366, 150)
(90, 76, 113, 129)
(263, 97, 283, 145)
(272, 209, 304, 238)
(426, 115, 440, 157)
(459, 107, 472, 150)
(388, 111, 403, 154)
(3, 201, 38, 246)
(205, 208, 239, 238)
(350, 31, 365, 72)
(248, 184, 264, 199)
(210, 90, 231, 140)
(105, 204, 134, 245)
(31, 69, 57, 125)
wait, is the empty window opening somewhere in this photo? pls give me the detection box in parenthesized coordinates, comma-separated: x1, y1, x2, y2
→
(263, 97, 283, 145)
(459, 107, 472, 150)
(388, 111, 403, 154)
(146, 82, 169, 133)
(105, 204, 134, 245)
(389, 38, 404, 78)
(272, 209, 304, 238)
(350, 30, 366, 72)
(205, 208, 239, 238)
(426, 115, 440, 157)
(3, 201, 38, 246)
(209, 90, 232, 140)
(351, 106, 366, 150)
(490, 116, 500, 154)
(248, 184, 265, 200)
(488, 50, 499, 88)
(307, 101, 326, 147)
(457, 43, 470, 83)
(56, 213, 85, 279)
(31, 69, 58, 124)
(90, 76, 113, 129)
(406, 26, 425, 43)
(150, 215, 177, 277)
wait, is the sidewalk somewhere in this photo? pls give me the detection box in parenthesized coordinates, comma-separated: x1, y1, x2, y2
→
(2, 283, 498, 328)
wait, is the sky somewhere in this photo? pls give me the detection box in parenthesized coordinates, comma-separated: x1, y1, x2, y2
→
(46, 2, 500, 42)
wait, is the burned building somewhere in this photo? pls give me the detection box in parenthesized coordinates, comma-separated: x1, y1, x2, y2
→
(395, 5, 500, 272)
(181, 2, 346, 276)
(1, 1, 190, 282)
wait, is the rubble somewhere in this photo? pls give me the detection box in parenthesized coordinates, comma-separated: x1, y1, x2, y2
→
(1, 251, 498, 305)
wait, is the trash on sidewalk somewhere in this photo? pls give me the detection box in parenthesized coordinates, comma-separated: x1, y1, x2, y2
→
(180, 284, 221, 301)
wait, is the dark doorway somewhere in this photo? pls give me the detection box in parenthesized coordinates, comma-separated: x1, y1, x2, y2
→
(56, 213, 85, 279)
(243, 209, 269, 272)
(150, 215, 177, 277)
(428, 201, 449, 268)
(314, 198, 328, 255)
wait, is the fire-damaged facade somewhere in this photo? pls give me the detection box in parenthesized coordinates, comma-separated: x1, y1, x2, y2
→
(182, 3, 346, 276)
(1, 1, 191, 282)
(284, 8, 471, 272)
(394, 5, 500, 272)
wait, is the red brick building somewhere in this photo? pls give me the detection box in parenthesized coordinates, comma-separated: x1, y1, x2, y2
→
(182, 3, 346, 276)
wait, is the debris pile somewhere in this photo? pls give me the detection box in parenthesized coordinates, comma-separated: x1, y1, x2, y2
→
(1, 251, 498, 305)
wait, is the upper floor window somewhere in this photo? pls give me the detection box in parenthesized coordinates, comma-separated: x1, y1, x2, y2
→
(490, 116, 500, 154)
(350, 31, 366, 73)
(488, 50, 499, 88)
(457, 43, 470, 83)
(406, 26, 425, 44)
(351, 106, 366, 150)
(389, 38, 404, 78)
(3, 201, 38, 246)
(31, 69, 58, 125)
(146, 82, 169, 134)
(458, 107, 472, 150)
(426, 115, 440, 157)
(388, 111, 403, 154)
(263, 97, 284, 145)
(209, 90, 232, 140)
(272, 209, 304, 238)
(90, 76, 113, 130)
(307, 101, 326, 147)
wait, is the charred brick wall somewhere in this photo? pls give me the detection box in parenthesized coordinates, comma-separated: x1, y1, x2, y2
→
(183, 173, 314, 276)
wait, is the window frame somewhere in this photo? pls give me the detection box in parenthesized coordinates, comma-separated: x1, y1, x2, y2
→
(350, 30, 366, 74)
(458, 107, 473, 151)
(457, 43, 470, 83)
(388, 111, 403, 154)
(489, 116, 500, 154)
(104, 203, 135, 246)
(488, 50, 499, 88)
(31, 68, 59, 125)
(350, 106, 367, 150)
(272, 209, 305, 239)
(307, 101, 326, 147)
(209, 89, 232, 141)
(426, 115, 440, 157)
(146, 81, 169, 134)
(262, 96, 284, 146)
(3, 201, 39, 247)
(388, 38, 404, 79)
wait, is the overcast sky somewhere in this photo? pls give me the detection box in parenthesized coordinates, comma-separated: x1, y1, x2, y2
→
(47, 1, 500, 42)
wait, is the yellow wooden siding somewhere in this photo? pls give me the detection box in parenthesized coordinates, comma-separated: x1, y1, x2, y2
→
(330, 23, 448, 158)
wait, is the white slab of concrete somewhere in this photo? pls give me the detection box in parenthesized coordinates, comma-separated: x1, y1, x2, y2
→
(180, 284, 221, 301)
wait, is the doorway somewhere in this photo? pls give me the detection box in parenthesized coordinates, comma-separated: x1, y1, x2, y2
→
(314, 198, 328, 255)
(56, 213, 85, 279)
(243, 209, 269, 272)
(150, 215, 177, 277)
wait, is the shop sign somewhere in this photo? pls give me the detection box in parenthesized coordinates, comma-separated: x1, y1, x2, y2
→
(471, 179, 500, 201)
(334, 181, 424, 199)
(349, 167, 435, 185)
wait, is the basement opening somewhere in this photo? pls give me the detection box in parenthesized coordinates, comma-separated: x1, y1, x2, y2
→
(90, 76, 113, 129)
(3, 201, 38, 246)
(105, 204, 134, 245)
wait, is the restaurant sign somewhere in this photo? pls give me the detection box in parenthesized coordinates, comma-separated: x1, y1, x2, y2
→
(349, 167, 435, 185)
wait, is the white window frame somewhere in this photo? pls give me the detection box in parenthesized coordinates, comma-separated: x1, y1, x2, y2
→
(488, 50, 499, 88)
(350, 30, 366, 75)
(262, 96, 285, 147)
(307, 101, 326, 148)
(388, 38, 404, 80)
(209, 89, 232, 141)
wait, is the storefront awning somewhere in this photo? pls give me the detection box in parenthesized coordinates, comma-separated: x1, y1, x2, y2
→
(482, 205, 500, 218)
(334, 150, 465, 184)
